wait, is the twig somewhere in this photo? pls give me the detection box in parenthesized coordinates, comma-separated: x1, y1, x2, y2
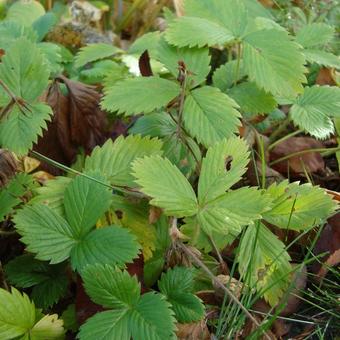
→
(208, 234, 229, 274)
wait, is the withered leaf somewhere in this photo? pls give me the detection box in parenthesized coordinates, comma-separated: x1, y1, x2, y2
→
(0, 149, 17, 187)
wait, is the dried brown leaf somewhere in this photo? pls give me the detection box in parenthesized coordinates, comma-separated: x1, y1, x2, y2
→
(176, 320, 210, 340)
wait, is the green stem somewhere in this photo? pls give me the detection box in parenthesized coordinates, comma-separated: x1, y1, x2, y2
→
(268, 117, 290, 143)
(268, 129, 303, 151)
(234, 43, 242, 87)
(269, 146, 340, 166)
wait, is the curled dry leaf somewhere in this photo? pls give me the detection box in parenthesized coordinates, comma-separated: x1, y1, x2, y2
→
(22, 156, 40, 173)
(311, 212, 340, 280)
(270, 137, 324, 175)
(176, 320, 210, 340)
(316, 67, 337, 86)
(35, 77, 107, 175)
(213, 275, 246, 300)
(0, 149, 17, 187)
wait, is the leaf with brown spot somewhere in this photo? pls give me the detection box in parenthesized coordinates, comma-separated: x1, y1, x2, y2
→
(270, 137, 324, 175)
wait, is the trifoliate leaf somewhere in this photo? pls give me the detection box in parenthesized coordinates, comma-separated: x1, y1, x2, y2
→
(64, 174, 112, 238)
(263, 180, 337, 230)
(228, 82, 277, 114)
(243, 29, 306, 98)
(0, 38, 49, 101)
(290, 85, 340, 139)
(132, 155, 198, 217)
(303, 49, 340, 70)
(75, 43, 121, 68)
(14, 204, 76, 264)
(158, 266, 204, 323)
(5, 254, 68, 309)
(295, 23, 335, 48)
(70, 226, 140, 271)
(212, 60, 246, 92)
(5, 0, 45, 27)
(157, 37, 211, 87)
(0, 173, 33, 222)
(101, 77, 181, 116)
(0, 103, 52, 156)
(165, 16, 234, 48)
(0, 287, 36, 339)
(84, 135, 163, 187)
(183, 86, 241, 147)
(82, 264, 140, 309)
(79, 265, 176, 340)
(238, 223, 292, 306)
(198, 138, 250, 204)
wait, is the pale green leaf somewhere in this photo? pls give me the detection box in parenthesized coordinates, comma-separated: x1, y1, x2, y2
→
(158, 267, 204, 323)
(157, 37, 211, 87)
(84, 135, 163, 187)
(70, 226, 140, 271)
(183, 86, 241, 147)
(165, 16, 234, 48)
(0, 103, 52, 156)
(238, 223, 292, 306)
(198, 138, 250, 204)
(132, 155, 198, 217)
(30, 314, 65, 340)
(263, 180, 337, 230)
(0, 288, 36, 339)
(81, 264, 140, 309)
(6, 0, 45, 27)
(101, 77, 181, 116)
(212, 60, 246, 92)
(228, 82, 277, 114)
(0, 38, 49, 101)
(303, 49, 340, 70)
(295, 23, 334, 48)
(64, 174, 112, 238)
(243, 29, 306, 97)
(75, 43, 121, 68)
(14, 204, 76, 264)
(290, 85, 340, 139)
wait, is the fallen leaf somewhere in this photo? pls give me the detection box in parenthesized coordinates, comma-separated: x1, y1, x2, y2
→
(22, 156, 40, 173)
(0, 149, 17, 187)
(32, 171, 55, 184)
(311, 213, 340, 280)
(176, 320, 210, 340)
(316, 67, 337, 86)
(148, 206, 162, 224)
(270, 137, 324, 174)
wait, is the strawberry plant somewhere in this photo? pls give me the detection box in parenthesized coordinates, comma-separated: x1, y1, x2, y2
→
(0, 0, 339, 339)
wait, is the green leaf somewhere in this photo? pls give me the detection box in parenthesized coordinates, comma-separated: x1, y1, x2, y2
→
(157, 37, 211, 87)
(84, 135, 163, 187)
(183, 86, 241, 147)
(228, 82, 277, 114)
(101, 77, 181, 116)
(5, 254, 68, 309)
(80, 60, 120, 84)
(198, 138, 250, 204)
(0, 287, 36, 339)
(0, 103, 52, 156)
(82, 264, 140, 309)
(263, 180, 337, 230)
(128, 31, 161, 59)
(30, 176, 72, 216)
(238, 223, 292, 306)
(165, 16, 234, 48)
(243, 29, 306, 98)
(38, 42, 63, 75)
(14, 204, 76, 264)
(75, 43, 121, 68)
(295, 23, 334, 48)
(212, 60, 246, 92)
(0, 173, 33, 222)
(290, 85, 340, 139)
(6, 0, 45, 27)
(61, 304, 78, 333)
(158, 266, 204, 322)
(64, 174, 112, 238)
(0, 38, 49, 101)
(70, 226, 140, 271)
(32, 12, 57, 42)
(303, 49, 340, 70)
(132, 155, 198, 217)
(79, 265, 176, 340)
(78, 309, 130, 340)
